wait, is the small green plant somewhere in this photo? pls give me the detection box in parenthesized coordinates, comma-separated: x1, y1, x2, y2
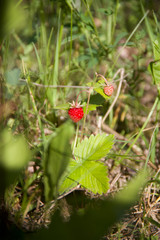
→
(1, 1, 160, 239)
(43, 123, 115, 201)
(43, 82, 115, 201)
(59, 133, 115, 195)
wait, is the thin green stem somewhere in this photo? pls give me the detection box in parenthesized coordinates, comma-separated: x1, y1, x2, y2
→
(111, 0, 119, 42)
(150, 99, 160, 163)
(144, 124, 159, 169)
(26, 76, 45, 142)
(109, 10, 149, 74)
(69, 8, 73, 69)
(102, 68, 124, 124)
(52, 9, 64, 105)
(73, 60, 93, 81)
(125, 97, 159, 155)
(15, 0, 23, 7)
(117, 133, 138, 161)
(13, 33, 25, 51)
(85, 29, 94, 59)
(81, 88, 92, 141)
(73, 122, 79, 156)
(140, 0, 155, 46)
(107, 15, 112, 45)
(82, 0, 108, 51)
(75, 89, 88, 105)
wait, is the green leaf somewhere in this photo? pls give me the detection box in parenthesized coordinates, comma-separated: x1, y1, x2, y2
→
(153, 39, 160, 60)
(54, 103, 101, 113)
(23, 171, 41, 192)
(83, 104, 101, 114)
(58, 159, 78, 194)
(0, 130, 31, 169)
(77, 55, 90, 62)
(87, 58, 98, 68)
(78, 161, 109, 194)
(148, 39, 160, 93)
(61, 34, 83, 45)
(98, 8, 114, 16)
(114, 32, 128, 46)
(87, 80, 110, 100)
(54, 103, 70, 110)
(90, 93, 105, 105)
(140, 1, 155, 45)
(42, 121, 74, 201)
(74, 134, 115, 161)
(94, 86, 110, 99)
(5, 68, 21, 86)
(59, 134, 114, 195)
(59, 159, 109, 195)
(148, 59, 160, 92)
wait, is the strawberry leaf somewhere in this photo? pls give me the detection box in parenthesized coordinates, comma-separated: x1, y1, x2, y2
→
(59, 134, 114, 195)
(59, 159, 109, 195)
(74, 133, 115, 161)
(87, 80, 110, 100)
(83, 103, 102, 114)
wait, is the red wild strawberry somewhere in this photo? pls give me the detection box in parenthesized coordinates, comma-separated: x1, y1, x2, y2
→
(68, 101, 84, 122)
(104, 85, 114, 96)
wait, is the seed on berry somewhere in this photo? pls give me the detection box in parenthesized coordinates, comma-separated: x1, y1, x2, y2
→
(68, 107, 84, 122)
(104, 85, 114, 96)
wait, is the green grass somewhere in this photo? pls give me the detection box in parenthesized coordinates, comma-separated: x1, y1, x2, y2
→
(0, 0, 160, 239)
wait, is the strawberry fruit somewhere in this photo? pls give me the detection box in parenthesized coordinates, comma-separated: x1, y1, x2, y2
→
(68, 104, 84, 122)
(104, 85, 114, 96)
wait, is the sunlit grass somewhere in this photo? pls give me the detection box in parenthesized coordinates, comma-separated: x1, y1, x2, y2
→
(0, 0, 160, 239)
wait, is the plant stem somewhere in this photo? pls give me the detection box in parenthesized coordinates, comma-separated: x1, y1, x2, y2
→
(25, 75, 45, 143)
(125, 97, 159, 155)
(81, 88, 92, 141)
(109, 10, 149, 74)
(69, 8, 73, 69)
(111, 0, 119, 42)
(150, 98, 160, 163)
(82, 0, 108, 51)
(144, 124, 159, 169)
(73, 121, 79, 156)
(95, 72, 109, 85)
(75, 89, 88, 105)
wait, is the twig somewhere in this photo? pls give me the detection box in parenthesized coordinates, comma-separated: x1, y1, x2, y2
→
(112, 68, 124, 81)
(101, 123, 126, 140)
(107, 173, 121, 193)
(95, 72, 108, 85)
(49, 185, 81, 207)
(20, 75, 128, 88)
(20, 79, 91, 89)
